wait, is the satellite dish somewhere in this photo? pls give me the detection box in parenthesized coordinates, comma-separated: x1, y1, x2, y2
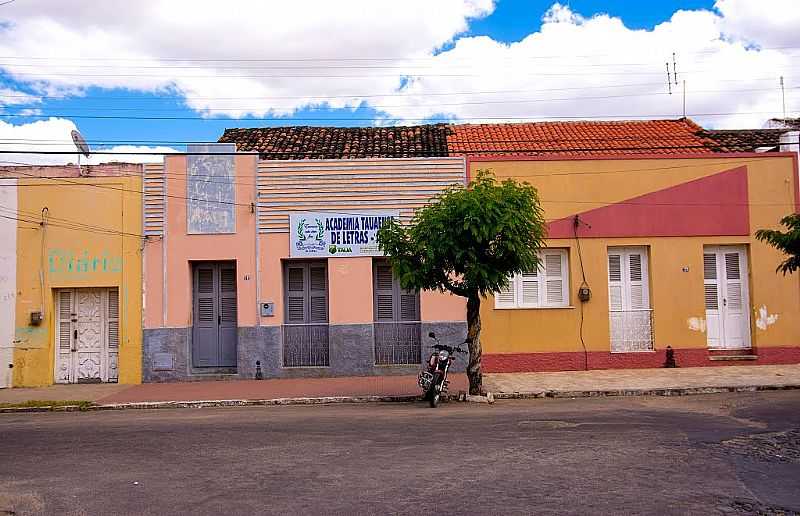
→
(70, 129, 91, 174)
(71, 129, 90, 158)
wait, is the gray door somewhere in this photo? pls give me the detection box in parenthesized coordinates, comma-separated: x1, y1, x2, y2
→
(193, 262, 238, 368)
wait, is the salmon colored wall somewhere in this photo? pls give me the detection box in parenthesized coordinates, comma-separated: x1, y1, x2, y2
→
(143, 239, 163, 328)
(259, 233, 286, 327)
(420, 289, 467, 322)
(471, 156, 800, 359)
(13, 174, 143, 386)
(259, 233, 466, 326)
(329, 257, 373, 324)
(161, 154, 258, 328)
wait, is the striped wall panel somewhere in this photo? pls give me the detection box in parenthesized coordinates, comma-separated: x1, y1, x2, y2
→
(143, 163, 166, 236)
(257, 158, 466, 233)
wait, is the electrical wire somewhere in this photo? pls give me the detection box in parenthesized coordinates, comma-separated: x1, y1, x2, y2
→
(573, 216, 590, 371)
(1, 45, 798, 62)
(0, 86, 796, 115)
(0, 109, 795, 122)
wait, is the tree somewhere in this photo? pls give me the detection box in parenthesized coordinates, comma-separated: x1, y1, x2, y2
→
(377, 170, 547, 394)
(755, 213, 800, 275)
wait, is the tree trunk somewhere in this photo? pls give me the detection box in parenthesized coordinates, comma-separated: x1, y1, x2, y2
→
(466, 294, 482, 395)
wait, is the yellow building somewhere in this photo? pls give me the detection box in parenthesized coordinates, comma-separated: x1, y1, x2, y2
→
(2, 164, 144, 387)
(465, 154, 800, 371)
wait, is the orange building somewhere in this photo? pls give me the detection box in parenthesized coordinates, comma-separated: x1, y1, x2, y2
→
(449, 120, 800, 371)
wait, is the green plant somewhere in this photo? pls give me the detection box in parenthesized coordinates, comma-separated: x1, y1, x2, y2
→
(377, 170, 547, 394)
(755, 213, 800, 275)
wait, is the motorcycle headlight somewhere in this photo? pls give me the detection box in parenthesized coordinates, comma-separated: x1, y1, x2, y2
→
(438, 350, 450, 360)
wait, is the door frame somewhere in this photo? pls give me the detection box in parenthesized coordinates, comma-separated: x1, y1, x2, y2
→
(704, 245, 752, 350)
(190, 260, 238, 369)
(53, 287, 118, 384)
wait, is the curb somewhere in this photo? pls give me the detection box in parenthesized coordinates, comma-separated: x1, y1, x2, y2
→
(2, 383, 799, 414)
(0, 395, 422, 413)
(492, 383, 800, 400)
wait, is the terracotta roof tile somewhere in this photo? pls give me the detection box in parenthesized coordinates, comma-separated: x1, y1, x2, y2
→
(446, 118, 716, 157)
(699, 129, 787, 153)
(218, 124, 449, 159)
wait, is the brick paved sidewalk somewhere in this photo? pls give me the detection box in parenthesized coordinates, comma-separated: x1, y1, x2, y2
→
(483, 364, 800, 395)
(0, 374, 468, 405)
(1, 365, 798, 407)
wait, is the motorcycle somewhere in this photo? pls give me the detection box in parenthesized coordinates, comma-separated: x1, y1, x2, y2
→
(418, 331, 468, 408)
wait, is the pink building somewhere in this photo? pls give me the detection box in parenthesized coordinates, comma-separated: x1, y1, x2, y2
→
(142, 137, 467, 381)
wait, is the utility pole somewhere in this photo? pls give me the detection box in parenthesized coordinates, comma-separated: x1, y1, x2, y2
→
(780, 76, 786, 120)
(682, 80, 686, 118)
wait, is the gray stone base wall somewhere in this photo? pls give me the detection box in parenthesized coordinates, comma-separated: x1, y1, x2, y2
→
(143, 322, 467, 382)
(142, 328, 190, 382)
(422, 322, 469, 373)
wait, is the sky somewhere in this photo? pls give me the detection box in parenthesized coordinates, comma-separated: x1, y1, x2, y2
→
(0, 0, 798, 164)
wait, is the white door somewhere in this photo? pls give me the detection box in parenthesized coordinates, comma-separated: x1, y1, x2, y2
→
(608, 247, 653, 352)
(703, 246, 751, 350)
(55, 288, 119, 383)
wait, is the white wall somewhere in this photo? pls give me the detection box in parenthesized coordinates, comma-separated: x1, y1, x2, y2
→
(0, 179, 16, 388)
(780, 131, 800, 186)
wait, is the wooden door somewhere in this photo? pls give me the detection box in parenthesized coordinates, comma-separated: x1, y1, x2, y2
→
(192, 262, 238, 368)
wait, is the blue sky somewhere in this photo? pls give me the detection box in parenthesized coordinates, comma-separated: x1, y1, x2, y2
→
(0, 0, 796, 162)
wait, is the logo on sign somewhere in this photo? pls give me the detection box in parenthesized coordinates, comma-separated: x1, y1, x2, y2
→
(295, 218, 326, 254)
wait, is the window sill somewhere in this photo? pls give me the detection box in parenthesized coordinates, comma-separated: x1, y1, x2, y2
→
(494, 305, 576, 310)
(610, 350, 656, 354)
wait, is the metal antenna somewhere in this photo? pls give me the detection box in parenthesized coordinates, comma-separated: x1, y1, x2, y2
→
(672, 52, 678, 85)
(780, 76, 786, 120)
(666, 62, 672, 95)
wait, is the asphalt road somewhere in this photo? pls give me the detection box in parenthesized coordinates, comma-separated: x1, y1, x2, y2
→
(1, 391, 800, 516)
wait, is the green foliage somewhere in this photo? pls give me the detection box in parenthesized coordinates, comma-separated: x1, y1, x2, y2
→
(755, 213, 800, 275)
(0, 400, 93, 410)
(377, 170, 547, 298)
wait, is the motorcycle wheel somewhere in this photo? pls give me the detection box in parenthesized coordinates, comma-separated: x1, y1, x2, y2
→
(428, 373, 442, 408)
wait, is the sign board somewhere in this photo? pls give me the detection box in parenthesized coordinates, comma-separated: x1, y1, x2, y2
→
(289, 211, 399, 258)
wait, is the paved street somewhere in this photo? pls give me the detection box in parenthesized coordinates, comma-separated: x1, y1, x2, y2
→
(1, 391, 800, 516)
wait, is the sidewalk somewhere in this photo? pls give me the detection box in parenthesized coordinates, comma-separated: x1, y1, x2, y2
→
(484, 364, 800, 397)
(1, 365, 798, 411)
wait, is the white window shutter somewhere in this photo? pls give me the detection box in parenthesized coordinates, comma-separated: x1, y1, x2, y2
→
(627, 252, 648, 310)
(495, 275, 517, 308)
(724, 252, 743, 310)
(608, 254, 623, 311)
(703, 253, 720, 311)
(520, 270, 539, 306)
(544, 253, 564, 306)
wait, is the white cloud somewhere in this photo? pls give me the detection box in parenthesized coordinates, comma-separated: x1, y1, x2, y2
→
(715, 0, 800, 48)
(0, 0, 796, 130)
(0, 118, 174, 165)
(0, 87, 39, 107)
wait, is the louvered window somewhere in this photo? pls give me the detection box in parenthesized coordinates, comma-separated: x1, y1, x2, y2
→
(495, 249, 569, 309)
(373, 260, 421, 365)
(704, 253, 720, 310)
(283, 261, 329, 367)
(283, 261, 328, 324)
(608, 247, 653, 352)
(58, 290, 73, 351)
(107, 288, 119, 349)
(372, 261, 419, 322)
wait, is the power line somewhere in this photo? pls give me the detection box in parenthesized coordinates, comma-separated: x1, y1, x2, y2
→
(0, 45, 798, 62)
(0, 205, 146, 239)
(2, 139, 799, 159)
(0, 86, 795, 115)
(5, 69, 799, 80)
(0, 109, 797, 123)
(0, 132, 794, 148)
